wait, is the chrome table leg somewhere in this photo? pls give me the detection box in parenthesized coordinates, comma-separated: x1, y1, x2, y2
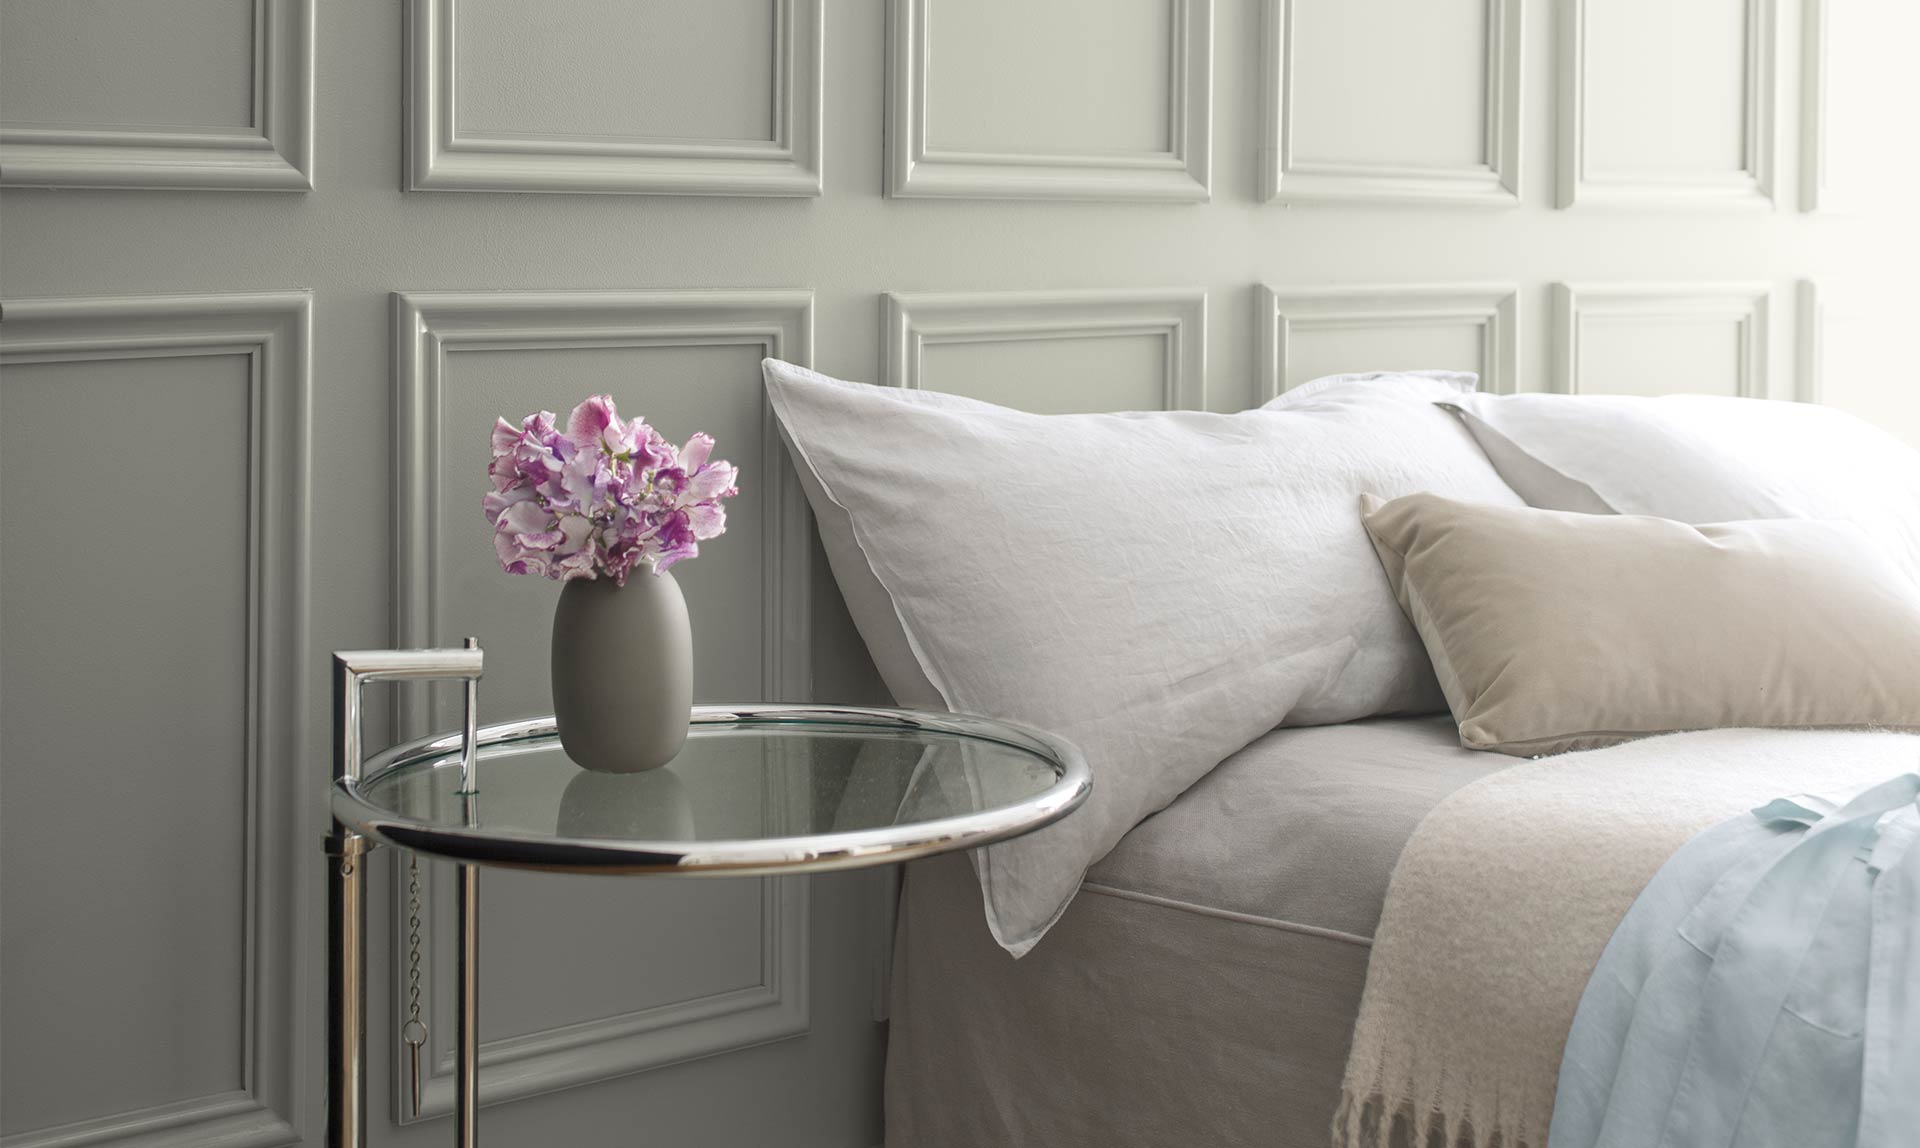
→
(325, 832, 368, 1148)
(456, 861, 480, 1147)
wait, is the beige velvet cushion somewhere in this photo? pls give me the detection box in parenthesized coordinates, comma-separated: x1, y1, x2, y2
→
(1360, 492, 1920, 756)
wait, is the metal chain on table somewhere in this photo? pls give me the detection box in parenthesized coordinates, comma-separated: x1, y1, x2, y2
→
(401, 851, 429, 1116)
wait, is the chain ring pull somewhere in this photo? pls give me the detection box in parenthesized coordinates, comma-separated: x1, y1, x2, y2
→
(403, 851, 429, 1115)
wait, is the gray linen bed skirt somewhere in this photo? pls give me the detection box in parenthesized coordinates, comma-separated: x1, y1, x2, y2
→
(885, 716, 1507, 1148)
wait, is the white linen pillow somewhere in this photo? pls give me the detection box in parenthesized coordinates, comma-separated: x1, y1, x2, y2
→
(1444, 392, 1920, 584)
(779, 374, 1475, 708)
(764, 358, 1523, 955)
(1262, 369, 1483, 411)
(781, 441, 945, 708)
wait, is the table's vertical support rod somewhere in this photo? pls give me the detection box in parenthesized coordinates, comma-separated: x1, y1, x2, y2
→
(326, 656, 370, 1148)
(456, 861, 481, 1147)
(457, 636, 481, 794)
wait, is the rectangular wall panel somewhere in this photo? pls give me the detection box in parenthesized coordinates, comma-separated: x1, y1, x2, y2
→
(390, 290, 813, 1118)
(1799, 280, 1920, 443)
(886, 0, 1211, 201)
(884, 289, 1207, 410)
(1256, 285, 1518, 399)
(1799, 0, 1918, 213)
(0, 294, 309, 1148)
(1262, 0, 1520, 204)
(1553, 283, 1772, 397)
(408, 0, 822, 194)
(0, 0, 313, 190)
(1556, 0, 1776, 207)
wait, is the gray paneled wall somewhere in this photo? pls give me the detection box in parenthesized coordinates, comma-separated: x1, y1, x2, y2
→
(1, 1, 1916, 1146)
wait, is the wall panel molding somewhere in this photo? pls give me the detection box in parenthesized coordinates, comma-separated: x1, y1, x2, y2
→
(1800, 0, 1830, 211)
(884, 289, 1208, 408)
(1254, 284, 1518, 400)
(1555, 0, 1777, 208)
(1260, 0, 1521, 205)
(407, 1, 823, 194)
(1796, 279, 1823, 402)
(0, 1, 314, 191)
(885, 0, 1212, 201)
(1795, 278, 1899, 408)
(390, 290, 813, 1117)
(1551, 282, 1772, 396)
(0, 293, 311, 1148)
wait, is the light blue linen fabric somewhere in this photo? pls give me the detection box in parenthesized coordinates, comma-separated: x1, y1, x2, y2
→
(1549, 772, 1920, 1148)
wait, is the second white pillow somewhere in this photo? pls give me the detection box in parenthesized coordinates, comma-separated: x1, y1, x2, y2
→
(1445, 392, 1920, 585)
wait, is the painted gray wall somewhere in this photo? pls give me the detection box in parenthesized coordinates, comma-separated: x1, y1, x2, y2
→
(2, 1, 1917, 1146)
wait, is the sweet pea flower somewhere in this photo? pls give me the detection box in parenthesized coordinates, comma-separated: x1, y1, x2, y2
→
(486, 395, 737, 585)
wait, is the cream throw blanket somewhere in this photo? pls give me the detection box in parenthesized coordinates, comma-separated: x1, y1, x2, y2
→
(1335, 728, 1920, 1148)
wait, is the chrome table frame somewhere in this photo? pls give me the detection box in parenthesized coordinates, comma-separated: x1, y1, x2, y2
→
(324, 645, 1090, 1148)
(327, 645, 485, 1148)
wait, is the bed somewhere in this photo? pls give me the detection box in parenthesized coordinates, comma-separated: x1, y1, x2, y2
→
(761, 358, 1920, 1148)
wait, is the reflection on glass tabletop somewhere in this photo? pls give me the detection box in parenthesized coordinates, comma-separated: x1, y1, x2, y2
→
(332, 706, 1089, 876)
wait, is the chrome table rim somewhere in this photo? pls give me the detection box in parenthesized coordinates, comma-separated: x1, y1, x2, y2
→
(331, 704, 1091, 876)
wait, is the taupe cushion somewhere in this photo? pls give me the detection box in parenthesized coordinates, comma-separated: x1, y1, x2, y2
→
(1360, 492, 1920, 756)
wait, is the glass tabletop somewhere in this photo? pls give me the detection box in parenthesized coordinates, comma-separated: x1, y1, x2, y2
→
(332, 706, 1090, 875)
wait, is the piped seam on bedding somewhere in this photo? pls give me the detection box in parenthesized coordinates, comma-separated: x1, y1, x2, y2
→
(1479, 721, 1920, 757)
(1079, 881, 1375, 947)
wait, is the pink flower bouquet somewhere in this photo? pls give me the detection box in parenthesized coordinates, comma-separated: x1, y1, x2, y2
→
(485, 395, 738, 585)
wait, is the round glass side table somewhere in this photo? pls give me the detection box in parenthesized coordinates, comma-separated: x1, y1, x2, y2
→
(323, 646, 1089, 1148)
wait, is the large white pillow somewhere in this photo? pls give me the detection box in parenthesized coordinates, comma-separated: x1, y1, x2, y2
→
(1262, 369, 1484, 411)
(1444, 392, 1920, 584)
(764, 359, 1522, 955)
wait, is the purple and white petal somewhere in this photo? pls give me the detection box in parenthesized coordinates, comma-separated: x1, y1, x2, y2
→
(482, 486, 535, 525)
(686, 502, 727, 540)
(679, 433, 713, 473)
(555, 513, 595, 555)
(684, 460, 738, 502)
(499, 500, 556, 536)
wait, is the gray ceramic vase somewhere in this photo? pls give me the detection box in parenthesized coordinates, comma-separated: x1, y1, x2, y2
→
(550, 569, 693, 772)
